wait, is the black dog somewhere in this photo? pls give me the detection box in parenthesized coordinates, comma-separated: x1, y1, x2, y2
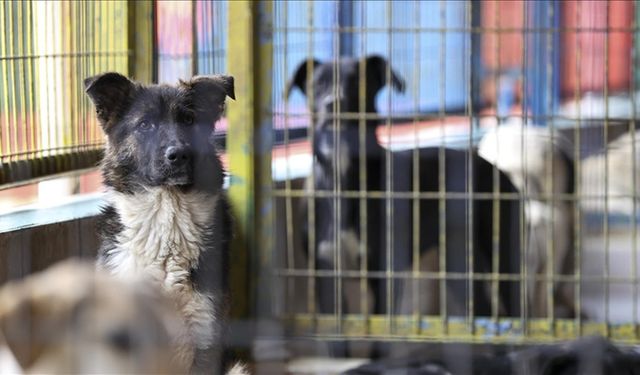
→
(287, 55, 522, 347)
(345, 336, 640, 375)
(85, 72, 236, 373)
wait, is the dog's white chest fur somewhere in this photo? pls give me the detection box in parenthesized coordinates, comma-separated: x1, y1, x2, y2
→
(102, 187, 219, 349)
(106, 188, 215, 275)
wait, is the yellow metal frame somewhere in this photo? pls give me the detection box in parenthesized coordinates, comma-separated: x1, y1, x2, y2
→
(127, 0, 154, 83)
(287, 315, 640, 345)
(227, 0, 274, 319)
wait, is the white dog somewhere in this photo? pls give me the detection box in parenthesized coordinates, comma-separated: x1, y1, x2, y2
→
(479, 122, 577, 318)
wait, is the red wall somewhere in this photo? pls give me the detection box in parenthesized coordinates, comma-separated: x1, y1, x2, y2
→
(481, 0, 635, 103)
(561, 0, 634, 96)
(481, 0, 525, 105)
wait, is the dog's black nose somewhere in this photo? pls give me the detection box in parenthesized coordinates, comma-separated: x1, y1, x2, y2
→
(165, 145, 191, 165)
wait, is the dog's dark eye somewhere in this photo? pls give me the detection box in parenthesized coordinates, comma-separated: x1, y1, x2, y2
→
(138, 121, 154, 132)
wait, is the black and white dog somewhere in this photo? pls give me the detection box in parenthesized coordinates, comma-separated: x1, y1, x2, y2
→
(287, 56, 522, 335)
(85, 72, 237, 373)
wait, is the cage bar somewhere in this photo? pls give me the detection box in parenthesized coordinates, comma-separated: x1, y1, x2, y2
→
(226, 0, 274, 322)
(127, 0, 154, 83)
(0, 0, 129, 187)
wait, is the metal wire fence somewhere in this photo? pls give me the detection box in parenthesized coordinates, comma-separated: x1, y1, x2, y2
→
(265, 0, 640, 352)
(2, 0, 640, 362)
(0, 0, 128, 187)
(0, 0, 227, 188)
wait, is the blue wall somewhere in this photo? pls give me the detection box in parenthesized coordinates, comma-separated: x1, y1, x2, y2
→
(273, 0, 473, 118)
(196, 1, 228, 75)
(273, 0, 339, 121)
(351, 0, 471, 114)
(194, 1, 565, 125)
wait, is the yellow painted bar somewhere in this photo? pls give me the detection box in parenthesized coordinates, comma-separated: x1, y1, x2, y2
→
(0, 1, 7, 158)
(227, 0, 273, 319)
(287, 314, 640, 344)
(253, 0, 274, 320)
(127, 0, 154, 82)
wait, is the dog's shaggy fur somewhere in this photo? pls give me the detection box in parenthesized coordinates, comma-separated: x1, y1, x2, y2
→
(85, 72, 237, 373)
(0, 260, 191, 374)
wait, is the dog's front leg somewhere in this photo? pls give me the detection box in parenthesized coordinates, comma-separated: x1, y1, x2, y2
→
(317, 238, 353, 357)
(163, 257, 224, 373)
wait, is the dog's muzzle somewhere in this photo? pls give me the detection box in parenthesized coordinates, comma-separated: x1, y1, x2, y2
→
(162, 145, 193, 185)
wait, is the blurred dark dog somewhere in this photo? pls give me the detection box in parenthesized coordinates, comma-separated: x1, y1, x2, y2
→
(287, 55, 522, 355)
(344, 336, 640, 375)
(85, 72, 239, 373)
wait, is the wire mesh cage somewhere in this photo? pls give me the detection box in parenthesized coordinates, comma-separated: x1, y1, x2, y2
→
(2, 0, 640, 372)
(265, 0, 640, 357)
(0, 0, 128, 186)
(0, 0, 229, 188)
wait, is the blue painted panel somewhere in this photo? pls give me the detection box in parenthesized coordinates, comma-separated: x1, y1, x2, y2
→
(0, 194, 105, 233)
(352, 0, 470, 114)
(196, 0, 228, 75)
(524, 0, 560, 126)
(201, 1, 474, 125)
(273, 0, 340, 127)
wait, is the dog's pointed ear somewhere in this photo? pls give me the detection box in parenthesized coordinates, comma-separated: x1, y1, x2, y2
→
(84, 72, 136, 130)
(181, 75, 235, 124)
(0, 285, 43, 369)
(363, 55, 405, 95)
(286, 59, 321, 98)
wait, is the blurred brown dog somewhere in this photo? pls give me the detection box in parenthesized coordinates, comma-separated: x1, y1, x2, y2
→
(0, 260, 191, 374)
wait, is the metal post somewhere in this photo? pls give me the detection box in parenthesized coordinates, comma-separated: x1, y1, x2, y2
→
(227, 0, 274, 332)
(191, 0, 198, 76)
(127, 0, 155, 83)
